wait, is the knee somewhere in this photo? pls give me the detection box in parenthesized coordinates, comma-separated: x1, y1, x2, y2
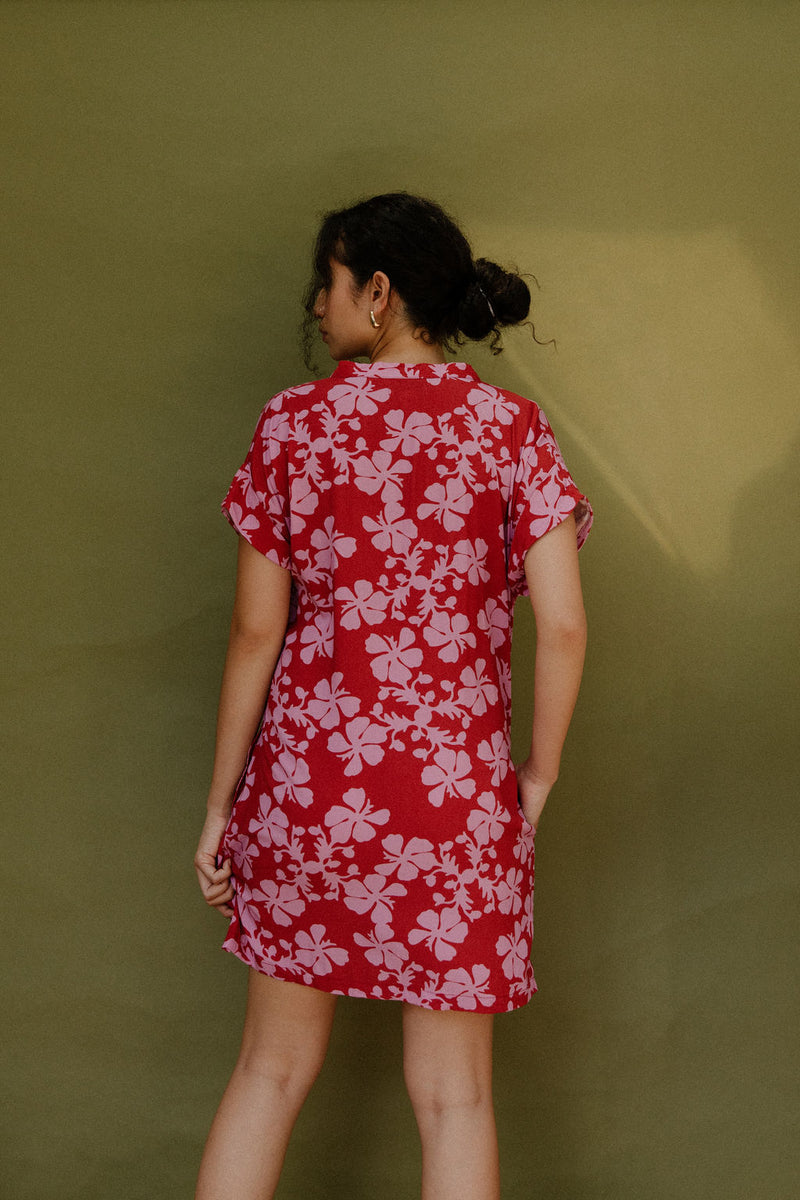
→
(235, 1039, 327, 1103)
(404, 1057, 489, 1121)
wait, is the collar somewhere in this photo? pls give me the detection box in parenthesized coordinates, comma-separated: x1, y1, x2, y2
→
(331, 360, 481, 384)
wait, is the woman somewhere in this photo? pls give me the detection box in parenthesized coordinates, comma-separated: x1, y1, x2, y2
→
(194, 192, 591, 1200)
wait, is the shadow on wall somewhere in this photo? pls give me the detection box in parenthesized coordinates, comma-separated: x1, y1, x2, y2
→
(494, 428, 799, 1200)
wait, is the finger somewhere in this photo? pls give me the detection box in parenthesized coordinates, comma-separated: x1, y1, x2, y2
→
(194, 857, 231, 885)
(205, 866, 231, 886)
(205, 876, 235, 898)
(205, 883, 234, 904)
(206, 868, 233, 889)
(202, 855, 231, 877)
(202, 873, 231, 894)
(194, 854, 219, 882)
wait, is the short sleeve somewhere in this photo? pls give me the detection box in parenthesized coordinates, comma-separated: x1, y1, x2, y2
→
(221, 397, 292, 570)
(507, 407, 593, 598)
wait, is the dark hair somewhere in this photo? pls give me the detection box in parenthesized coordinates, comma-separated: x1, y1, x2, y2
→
(301, 192, 536, 369)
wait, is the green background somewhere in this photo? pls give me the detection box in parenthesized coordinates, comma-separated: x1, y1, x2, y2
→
(3, 2, 798, 1197)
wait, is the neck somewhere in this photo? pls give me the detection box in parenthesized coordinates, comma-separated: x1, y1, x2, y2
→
(367, 327, 447, 365)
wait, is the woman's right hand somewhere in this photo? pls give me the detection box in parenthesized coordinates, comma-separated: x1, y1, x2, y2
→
(194, 810, 235, 918)
(516, 759, 555, 832)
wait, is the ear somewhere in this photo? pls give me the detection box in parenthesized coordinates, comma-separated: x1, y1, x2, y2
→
(370, 270, 392, 316)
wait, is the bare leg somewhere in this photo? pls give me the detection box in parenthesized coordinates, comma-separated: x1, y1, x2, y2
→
(195, 971, 337, 1200)
(403, 1004, 499, 1200)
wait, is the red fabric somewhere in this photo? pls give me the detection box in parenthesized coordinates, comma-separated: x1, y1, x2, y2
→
(219, 361, 591, 1011)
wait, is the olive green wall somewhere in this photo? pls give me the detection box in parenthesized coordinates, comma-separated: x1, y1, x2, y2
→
(3, 2, 798, 1197)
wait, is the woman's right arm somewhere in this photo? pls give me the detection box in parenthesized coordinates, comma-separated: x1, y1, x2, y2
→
(194, 537, 292, 915)
(516, 513, 587, 830)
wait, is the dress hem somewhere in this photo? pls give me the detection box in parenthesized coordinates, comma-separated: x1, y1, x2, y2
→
(221, 936, 537, 1015)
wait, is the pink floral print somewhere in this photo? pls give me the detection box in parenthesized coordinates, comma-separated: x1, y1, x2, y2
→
(219, 361, 591, 1012)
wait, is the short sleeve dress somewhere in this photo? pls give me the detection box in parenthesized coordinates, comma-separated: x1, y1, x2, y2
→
(218, 360, 592, 1012)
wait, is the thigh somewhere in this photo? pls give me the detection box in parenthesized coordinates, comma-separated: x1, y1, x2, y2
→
(402, 1003, 495, 1103)
(237, 970, 338, 1074)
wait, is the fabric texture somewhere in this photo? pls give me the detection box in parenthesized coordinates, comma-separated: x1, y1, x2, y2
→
(219, 360, 592, 1012)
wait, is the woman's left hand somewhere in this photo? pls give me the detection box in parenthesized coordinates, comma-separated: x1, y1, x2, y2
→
(516, 760, 555, 832)
(194, 811, 234, 918)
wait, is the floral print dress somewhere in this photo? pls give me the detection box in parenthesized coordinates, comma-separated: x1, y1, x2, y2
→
(219, 360, 592, 1012)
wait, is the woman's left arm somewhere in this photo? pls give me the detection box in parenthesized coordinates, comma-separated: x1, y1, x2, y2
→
(516, 514, 587, 831)
(194, 537, 292, 915)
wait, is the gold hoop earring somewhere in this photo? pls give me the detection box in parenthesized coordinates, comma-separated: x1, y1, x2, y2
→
(369, 309, 381, 329)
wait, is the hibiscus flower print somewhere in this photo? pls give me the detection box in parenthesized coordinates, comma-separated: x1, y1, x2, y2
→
(253, 880, 306, 927)
(451, 538, 491, 585)
(294, 924, 349, 975)
(464, 384, 516, 426)
(362, 503, 418, 555)
(343, 873, 408, 924)
(379, 409, 438, 455)
(365, 628, 423, 684)
(478, 598, 510, 653)
(466, 791, 511, 846)
(306, 673, 360, 729)
(324, 788, 390, 844)
(375, 834, 438, 880)
(528, 472, 580, 539)
(262, 409, 292, 463)
(353, 450, 413, 504)
(455, 661, 499, 716)
(299, 611, 334, 663)
(225, 831, 259, 880)
(408, 907, 469, 961)
(327, 716, 388, 776)
(289, 475, 319, 531)
(421, 747, 477, 808)
(328, 377, 388, 416)
(422, 610, 477, 663)
(310, 516, 357, 571)
(496, 919, 530, 980)
(495, 867, 525, 915)
(271, 748, 314, 808)
(353, 923, 410, 971)
(232, 881, 263, 943)
(335, 580, 392, 629)
(440, 964, 497, 1010)
(477, 732, 511, 787)
(251, 799, 290, 849)
(417, 477, 474, 531)
(224, 499, 260, 537)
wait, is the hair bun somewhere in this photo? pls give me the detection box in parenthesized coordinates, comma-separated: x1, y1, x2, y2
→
(303, 193, 538, 366)
(456, 259, 531, 345)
